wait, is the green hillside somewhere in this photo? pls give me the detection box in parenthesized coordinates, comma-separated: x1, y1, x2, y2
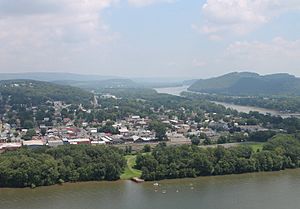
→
(0, 80, 93, 105)
(188, 72, 300, 96)
(52, 79, 140, 91)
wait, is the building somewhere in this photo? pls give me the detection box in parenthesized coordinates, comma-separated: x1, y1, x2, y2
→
(0, 142, 22, 153)
(67, 138, 90, 145)
(23, 140, 45, 148)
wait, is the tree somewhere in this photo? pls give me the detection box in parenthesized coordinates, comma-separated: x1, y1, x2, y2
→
(191, 136, 200, 146)
(203, 138, 212, 145)
(23, 120, 34, 129)
(149, 121, 167, 141)
(22, 129, 36, 141)
(143, 144, 151, 153)
(41, 128, 47, 136)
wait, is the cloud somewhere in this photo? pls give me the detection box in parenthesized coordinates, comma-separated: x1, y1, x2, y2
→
(192, 58, 206, 67)
(0, 0, 118, 45)
(200, 0, 300, 38)
(224, 37, 300, 72)
(128, 0, 174, 7)
(0, 0, 120, 72)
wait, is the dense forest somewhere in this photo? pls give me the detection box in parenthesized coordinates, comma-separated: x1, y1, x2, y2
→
(136, 134, 300, 181)
(0, 145, 125, 188)
(0, 80, 93, 106)
(188, 72, 300, 96)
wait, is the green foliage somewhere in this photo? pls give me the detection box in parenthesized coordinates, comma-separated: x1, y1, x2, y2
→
(149, 121, 167, 141)
(0, 80, 93, 106)
(189, 72, 300, 96)
(120, 155, 142, 180)
(143, 145, 151, 153)
(23, 120, 34, 129)
(0, 145, 125, 188)
(98, 124, 119, 134)
(249, 131, 277, 142)
(137, 134, 300, 181)
(191, 136, 200, 146)
(22, 129, 36, 141)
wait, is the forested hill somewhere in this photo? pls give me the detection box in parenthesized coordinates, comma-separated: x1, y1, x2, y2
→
(188, 72, 300, 96)
(0, 80, 93, 105)
(52, 79, 141, 90)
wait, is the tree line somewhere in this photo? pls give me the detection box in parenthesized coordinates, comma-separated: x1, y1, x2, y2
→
(0, 145, 125, 188)
(136, 134, 300, 181)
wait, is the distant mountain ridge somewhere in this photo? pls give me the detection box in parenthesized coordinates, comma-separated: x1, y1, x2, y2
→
(188, 72, 300, 96)
(0, 72, 189, 89)
(0, 79, 93, 105)
(53, 79, 141, 90)
(0, 72, 119, 82)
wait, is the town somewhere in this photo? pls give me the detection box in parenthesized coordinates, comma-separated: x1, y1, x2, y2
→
(0, 83, 291, 154)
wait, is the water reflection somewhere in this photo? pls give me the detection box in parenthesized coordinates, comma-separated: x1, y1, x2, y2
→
(1, 170, 300, 209)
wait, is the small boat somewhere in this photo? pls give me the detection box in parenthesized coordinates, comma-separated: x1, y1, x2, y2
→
(131, 177, 145, 183)
(153, 183, 159, 186)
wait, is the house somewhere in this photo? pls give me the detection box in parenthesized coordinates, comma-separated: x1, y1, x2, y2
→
(0, 142, 22, 153)
(134, 137, 154, 143)
(176, 124, 190, 134)
(21, 129, 28, 133)
(131, 116, 140, 120)
(170, 120, 178, 125)
(47, 136, 63, 147)
(167, 132, 190, 143)
(47, 140, 64, 147)
(100, 136, 113, 143)
(63, 118, 71, 124)
(23, 140, 45, 148)
(89, 128, 98, 134)
(119, 127, 129, 135)
(67, 138, 90, 145)
(91, 140, 106, 145)
(209, 121, 229, 131)
(101, 94, 117, 99)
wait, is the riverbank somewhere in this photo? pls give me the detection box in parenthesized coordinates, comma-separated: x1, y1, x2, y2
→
(120, 155, 142, 180)
(1, 168, 299, 193)
(1, 167, 299, 191)
(0, 142, 267, 189)
(155, 86, 300, 118)
(2, 169, 300, 209)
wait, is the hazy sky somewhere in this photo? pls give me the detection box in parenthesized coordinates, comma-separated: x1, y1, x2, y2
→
(0, 0, 300, 78)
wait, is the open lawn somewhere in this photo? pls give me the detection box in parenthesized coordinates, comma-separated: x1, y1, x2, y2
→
(121, 155, 142, 180)
(245, 142, 265, 152)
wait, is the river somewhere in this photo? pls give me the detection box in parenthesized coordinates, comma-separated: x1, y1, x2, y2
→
(154, 86, 189, 97)
(1, 169, 300, 209)
(155, 86, 300, 118)
(1, 87, 299, 209)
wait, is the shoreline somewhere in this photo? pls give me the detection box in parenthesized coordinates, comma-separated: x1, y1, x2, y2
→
(1, 168, 299, 191)
(155, 86, 300, 117)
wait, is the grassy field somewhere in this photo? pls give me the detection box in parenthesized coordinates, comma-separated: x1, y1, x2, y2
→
(245, 142, 265, 152)
(120, 155, 142, 180)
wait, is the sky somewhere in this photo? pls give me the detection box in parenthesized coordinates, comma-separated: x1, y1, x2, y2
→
(0, 0, 300, 78)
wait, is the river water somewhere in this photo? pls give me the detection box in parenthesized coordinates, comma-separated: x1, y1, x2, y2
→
(1, 87, 300, 209)
(154, 86, 189, 97)
(155, 86, 300, 118)
(1, 169, 300, 209)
